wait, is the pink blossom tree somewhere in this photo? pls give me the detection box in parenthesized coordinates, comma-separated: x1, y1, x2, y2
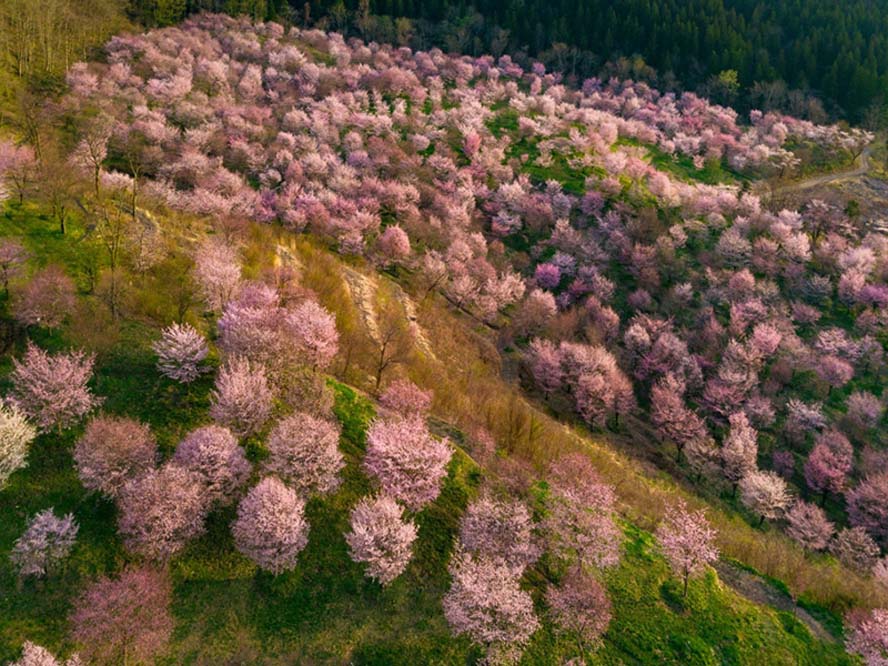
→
(283, 299, 340, 370)
(784, 501, 834, 551)
(739, 470, 792, 525)
(545, 453, 622, 571)
(442, 547, 540, 665)
(845, 391, 884, 432)
(846, 608, 888, 666)
(0, 238, 29, 295)
(546, 567, 612, 656)
(526, 338, 563, 396)
(11, 509, 78, 578)
(231, 476, 309, 575)
(378, 379, 432, 418)
(209, 357, 274, 437)
(830, 527, 881, 572)
(263, 413, 344, 496)
(345, 494, 418, 585)
(10, 343, 101, 432)
(12, 266, 76, 330)
(193, 238, 241, 312)
(172, 425, 251, 506)
(0, 400, 37, 488)
(655, 500, 719, 596)
(650, 374, 709, 462)
(377, 225, 411, 266)
(721, 412, 758, 493)
(847, 472, 888, 547)
(9, 642, 81, 666)
(69, 567, 174, 666)
(458, 494, 541, 575)
(364, 417, 452, 511)
(815, 354, 854, 394)
(804, 429, 854, 503)
(152, 323, 209, 383)
(0, 141, 38, 204)
(116, 463, 207, 560)
(74, 416, 157, 499)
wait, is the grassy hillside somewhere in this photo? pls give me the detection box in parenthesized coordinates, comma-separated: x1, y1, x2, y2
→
(0, 204, 861, 664)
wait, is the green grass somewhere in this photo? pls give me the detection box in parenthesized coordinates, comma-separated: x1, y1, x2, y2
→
(0, 203, 859, 664)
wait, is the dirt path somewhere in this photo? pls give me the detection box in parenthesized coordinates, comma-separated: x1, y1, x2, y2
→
(757, 144, 873, 197)
(713, 560, 836, 643)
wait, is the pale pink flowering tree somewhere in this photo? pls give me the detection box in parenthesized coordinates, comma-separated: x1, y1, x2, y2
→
(655, 500, 719, 596)
(11, 509, 78, 578)
(345, 494, 418, 585)
(739, 470, 792, 525)
(12, 265, 76, 330)
(0, 400, 37, 488)
(70, 567, 174, 666)
(650, 374, 709, 462)
(845, 391, 884, 431)
(830, 527, 881, 572)
(231, 476, 309, 575)
(526, 338, 563, 396)
(545, 453, 622, 571)
(9, 642, 82, 666)
(377, 225, 411, 266)
(0, 141, 37, 204)
(116, 463, 207, 560)
(442, 547, 540, 665)
(364, 417, 452, 511)
(784, 501, 834, 551)
(546, 567, 612, 656)
(846, 608, 888, 666)
(283, 299, 340, 370)
(74, 416, 157, 499)
(152, 323, 209, 383)
(172, 425, 251, 506)
(815, 354, 854, 394)
(378, 379, 432, 418)
(458, 494, 541, 575)
(721, 411, 758, 492)
(10, 343, 101, 433)
(193, 238, 241, 312)
(210, 357, 274, 437)
(804, 429, 854, 503)
(263, 413, 344, 496)
(847, 473, 888, 547)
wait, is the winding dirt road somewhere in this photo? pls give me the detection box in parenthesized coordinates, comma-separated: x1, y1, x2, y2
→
(758, 144, 873, 198)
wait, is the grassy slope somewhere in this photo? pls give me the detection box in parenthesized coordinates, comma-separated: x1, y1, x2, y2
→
(0, 205, 859, 665)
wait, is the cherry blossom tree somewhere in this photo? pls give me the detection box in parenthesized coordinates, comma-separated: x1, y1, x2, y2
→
(845, 391, 884, 432)
(283, 299, 340, 370)
(847, 472, 888, 547)
(263, 413, 344, 496)
(209, 357, 274, 437)
(10, 343, 101, 432)
(846, 608, 888, 666)
(458, 494, 541, 575)
(721, 411, 758, 493)
(650, 374, 708, 461)
(11, 509, 78, 578)
(0, 400, 37, 488)
(231, 476, 309, 575)
(0, 238, 29, 295)
(12, 265, 76, 329)
(772, 450, 795, 480)
(545, 453, 622, 571)
(655, 500, 719, 596)
(73, 416, 157, 499)
(546, 567, 612, 656)
(377, 225, 411, 266)
(784, 501, 834, 551)
(116, 463, 207, 560)
(9, 642, 82, 666)
(739, 470, 792, 525)
(378, 379, 432, 418)
(526, 338, 563, 396)
(442, 547, 540, 665)
(830, 527, 880, 572)
(0, 141, 38, 204)
(152, 323, 209, 383)
(345, 494, 418, 585)
(70, 567, 174, 666)
(193, 238, 241, 312)
(172, 425, 251, 506)
(364, 417, 452, 511)
(803, 430, 854, 503)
